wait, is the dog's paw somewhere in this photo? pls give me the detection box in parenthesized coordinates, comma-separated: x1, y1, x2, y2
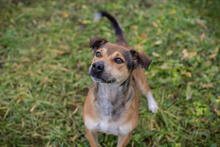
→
(148, 99, 158, 113)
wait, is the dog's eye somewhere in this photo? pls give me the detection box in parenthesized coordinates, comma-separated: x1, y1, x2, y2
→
(96, 51, 102, 57)
(114, 57, 124, 64)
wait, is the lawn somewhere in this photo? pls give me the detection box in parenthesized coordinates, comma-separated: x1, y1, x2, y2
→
(0, 0, 219, 146)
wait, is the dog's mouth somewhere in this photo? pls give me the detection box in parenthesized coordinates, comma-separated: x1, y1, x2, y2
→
(89, 71, 116, 84)
(91, 76, 116, 83)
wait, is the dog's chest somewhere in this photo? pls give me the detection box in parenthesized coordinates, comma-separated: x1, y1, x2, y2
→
(96, 84, 126, 117)
(84, 83, 133, 135)
(85, 116, 132, 136)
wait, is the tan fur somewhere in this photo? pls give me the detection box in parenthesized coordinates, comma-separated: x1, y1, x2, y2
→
(83, 41, 157, 147)
(83, 79, 140, 147)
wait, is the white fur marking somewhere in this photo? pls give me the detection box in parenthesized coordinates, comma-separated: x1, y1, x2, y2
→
(94, 12, 102, 21)
(119, 123, 132, 135)
(85, 116, 131, 136)
(85, 116, 98, 130)
(146, 92, 158, 113)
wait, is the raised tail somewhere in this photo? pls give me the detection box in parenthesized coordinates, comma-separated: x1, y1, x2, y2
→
(95, 11, 127, 46)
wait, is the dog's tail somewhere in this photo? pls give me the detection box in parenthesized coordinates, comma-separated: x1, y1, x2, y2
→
(94, 11, 127, 46)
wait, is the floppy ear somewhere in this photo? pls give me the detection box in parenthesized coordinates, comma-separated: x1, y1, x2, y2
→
(90, 37, 108, 52)
(130, 49, 152, 70)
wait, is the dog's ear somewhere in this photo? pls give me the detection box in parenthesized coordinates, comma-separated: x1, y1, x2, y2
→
(90, 37, 108, 51)
(129, 49, 152, 70)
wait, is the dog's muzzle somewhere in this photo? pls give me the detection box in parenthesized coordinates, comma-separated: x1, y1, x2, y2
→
(91, 61, 104, 75)
(89, 61, 116, 83)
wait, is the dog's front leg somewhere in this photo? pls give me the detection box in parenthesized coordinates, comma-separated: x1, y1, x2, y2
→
(145, 92, 158, 113)
(85, 127, 99, 147)
(133, 69, 158, 113)
(117, 133, 131, 147)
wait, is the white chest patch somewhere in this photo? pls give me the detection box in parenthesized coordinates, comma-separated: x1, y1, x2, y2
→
(85, 116, 132, 136)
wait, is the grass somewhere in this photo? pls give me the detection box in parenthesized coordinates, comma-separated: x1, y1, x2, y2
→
(0, 0, 219, 146)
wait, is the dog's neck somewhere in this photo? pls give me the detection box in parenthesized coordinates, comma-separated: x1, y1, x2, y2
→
(94, 77, 134, 119)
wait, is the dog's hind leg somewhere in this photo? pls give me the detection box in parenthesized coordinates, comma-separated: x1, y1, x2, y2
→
(133, 68, 158, 113)
(85, 127, 99, 147)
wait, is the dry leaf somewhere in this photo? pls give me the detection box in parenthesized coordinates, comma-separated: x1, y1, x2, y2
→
(209, 47, 219, 59)
(152, 52, 160, 57)
(61, 11, 69, 18)
(152, 22, 158, 28)
(209, 53, 217, 59)
(200, 83, 214, 88)
(22, 56, 31, 62)
(160, 63, 169, 69)
(140, 33, 148, 38)
(200, 32, 205, 41)
(166, 50, 173, 56)
(196, 19, 205, 27)
(131, 25, 138, 30)
(182, 49, 197, 59)
(77, 61, 83, 69)
(205, 61, 212, 67)
(155, 40, 162, 45)
(170, 10, 176, 15)
(181, 71, 192, 77)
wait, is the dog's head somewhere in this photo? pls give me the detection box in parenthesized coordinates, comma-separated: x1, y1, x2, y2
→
(89, 37, 152, 84)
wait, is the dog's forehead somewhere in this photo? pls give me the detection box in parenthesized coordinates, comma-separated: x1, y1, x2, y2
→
(102, 43, 130, 56)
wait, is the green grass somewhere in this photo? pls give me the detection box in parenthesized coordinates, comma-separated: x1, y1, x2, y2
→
(0, 0, 219, 146)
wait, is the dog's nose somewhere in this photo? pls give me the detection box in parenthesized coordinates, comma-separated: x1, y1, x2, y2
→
(92, 61, 104, 74)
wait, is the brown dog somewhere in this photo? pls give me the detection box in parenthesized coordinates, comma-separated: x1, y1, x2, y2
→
(83, 11, 158, 147)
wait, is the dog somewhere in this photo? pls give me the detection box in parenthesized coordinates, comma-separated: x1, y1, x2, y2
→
(83, 11, 158, 147)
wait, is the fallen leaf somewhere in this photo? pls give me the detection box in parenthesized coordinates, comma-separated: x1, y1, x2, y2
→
(77, 61, 83, 69)
(140, 33, 148, 38)
(61, 11, 69, 18)
(166, 50, 173, 56)
(152, 52, 160, 57)
(182, 49, 197, 59)
(196, 19, 205, 27)
(160, 63, 169, 69)
(200, 32, 205, 41)
(209, 53, 217, 59)
(209, 47, 219, 59)
(186, 85, 192, 100)
(169, 10, 176, 15)
(152, 22, 158, 28)
(181, 71, 192, 77)
(205, 60, 212, 67)
(200, 83, 214, 88)
(22, 56, 31, 62)
(155, 40, 162, 45)
(131, 25, 138, 30)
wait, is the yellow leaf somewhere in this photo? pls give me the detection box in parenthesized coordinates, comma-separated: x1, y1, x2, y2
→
(152, 22, 158, 28)
(131, 25, 138, 30)
(182, 49, 197, 59)
(152, 52, 160, 57)
(181, 71, 192, 77)
(166, 50, 173, 56)
(61, 11, 69, 18)
(170, 10, 176, 15)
